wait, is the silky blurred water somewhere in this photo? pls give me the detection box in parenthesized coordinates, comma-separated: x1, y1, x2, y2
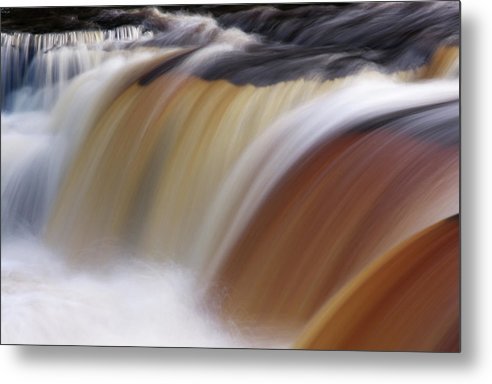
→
(1, 4, 459, 349)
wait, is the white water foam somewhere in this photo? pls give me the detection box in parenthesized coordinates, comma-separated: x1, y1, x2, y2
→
(1, 235, 252, 347)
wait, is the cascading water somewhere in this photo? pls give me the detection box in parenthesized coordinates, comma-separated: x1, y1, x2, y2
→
(1, 3, 459, 350)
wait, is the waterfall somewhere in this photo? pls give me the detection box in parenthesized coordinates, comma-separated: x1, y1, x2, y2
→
(1, 26, 155, 111)
(1, 3, 459, 350)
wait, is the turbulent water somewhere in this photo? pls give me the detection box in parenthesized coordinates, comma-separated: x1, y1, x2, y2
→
(1, 3, 459, 350)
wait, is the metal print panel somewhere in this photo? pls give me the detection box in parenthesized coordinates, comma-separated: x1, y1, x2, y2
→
(0, 2, 460, 351)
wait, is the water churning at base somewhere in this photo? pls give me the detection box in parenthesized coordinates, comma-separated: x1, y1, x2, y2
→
(1, 3, 459, 350)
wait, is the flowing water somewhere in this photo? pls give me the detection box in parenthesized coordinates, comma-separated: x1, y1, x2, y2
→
(1, 3, 459, 350)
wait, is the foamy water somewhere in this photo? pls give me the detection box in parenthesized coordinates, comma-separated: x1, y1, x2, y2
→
(1, 235, 256, 347)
